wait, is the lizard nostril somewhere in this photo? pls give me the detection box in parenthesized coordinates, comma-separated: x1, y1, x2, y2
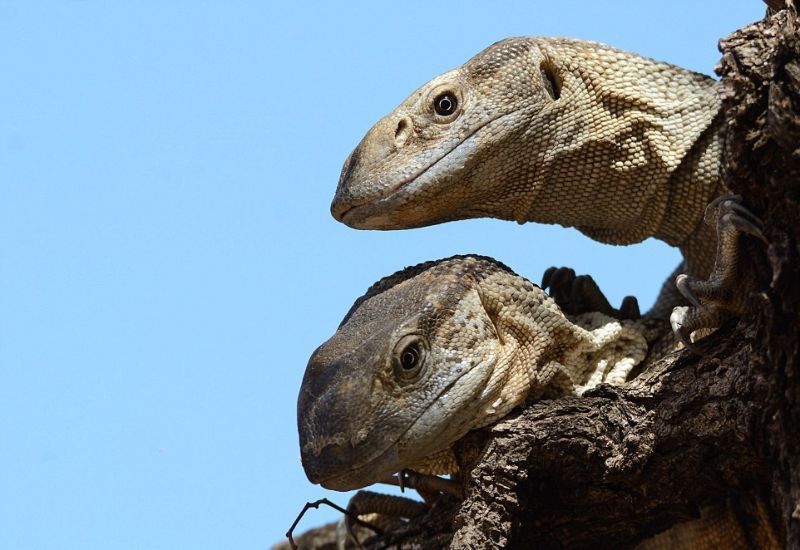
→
(394, 117, 412, 148)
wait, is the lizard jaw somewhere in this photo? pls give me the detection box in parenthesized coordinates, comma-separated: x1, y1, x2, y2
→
(334, 133, 478, 230)
(312, 442, 401, 492)
(309, 358, 495, 491)
(332, 110, 519, 229)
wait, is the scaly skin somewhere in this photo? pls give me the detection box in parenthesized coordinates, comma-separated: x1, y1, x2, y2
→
(301, 36, 774, 547)
(330, 37, 725, 318)
(296, 255, 775, 550)
(298, 255, 648, 491)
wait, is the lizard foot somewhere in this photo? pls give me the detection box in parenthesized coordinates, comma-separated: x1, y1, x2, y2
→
(542, 266, 640, 320)
(339, 470, 461, 548)
(341, 490, 426, 549)
(670, 195, 767, 350)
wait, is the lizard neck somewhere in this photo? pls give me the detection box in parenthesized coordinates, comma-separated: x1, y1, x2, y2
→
(507, 42, 723, 247)
(509, 108, 724, 260)
(470, 272, 589, 428)
(472, 272, 647, 429)
(657, 119, 726, 278)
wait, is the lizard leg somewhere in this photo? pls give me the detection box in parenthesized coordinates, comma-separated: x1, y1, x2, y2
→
(542, 266, 640, 320)
(341, 490, 426, 549)
(669, 195, 766, 349)
(340, 470, 462, 548)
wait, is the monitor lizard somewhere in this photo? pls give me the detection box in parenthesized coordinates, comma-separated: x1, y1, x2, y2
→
(299, 255, 651, 493)
(297, 252, 773, 549)
(329, 37, 763, 344)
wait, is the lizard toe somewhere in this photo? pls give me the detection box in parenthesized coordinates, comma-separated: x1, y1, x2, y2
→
(619, 295, 641, 320)
(670, 306, 712, 355)
(676, 274, 705, 310)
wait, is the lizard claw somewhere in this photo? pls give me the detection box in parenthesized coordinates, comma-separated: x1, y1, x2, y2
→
(726, 209, 767, 243)
(339, 470, 460, 547)
(542, 266, 576, 306)
(670, 195, 767, 345)
(706, 195, 766, 242)
(670, 306, 709, 355)
(675, 274, 705, 310)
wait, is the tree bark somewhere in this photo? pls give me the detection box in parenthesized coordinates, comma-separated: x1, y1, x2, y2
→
(283, 5, 800, 549)
(717, 4, 800, 546)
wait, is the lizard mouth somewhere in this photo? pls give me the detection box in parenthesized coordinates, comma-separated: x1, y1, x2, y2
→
(333, 109, 519, 228)
(313, 358, 493, 491)
(314, 436, 404, 491)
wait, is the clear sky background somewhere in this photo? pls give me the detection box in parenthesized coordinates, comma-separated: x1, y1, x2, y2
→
(0, 2, 764, 549)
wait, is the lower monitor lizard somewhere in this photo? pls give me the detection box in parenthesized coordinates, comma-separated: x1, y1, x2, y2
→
(296, 255, 774, 548)
(297, 221, 772, 548)
(299, 255, 650, 493)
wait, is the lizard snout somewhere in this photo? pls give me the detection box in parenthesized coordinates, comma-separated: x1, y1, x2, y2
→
(297, 351, 380, 488)
(298, 431, 355, 487)
(330, 113, 411, 224)
(298, 394, 380, 490)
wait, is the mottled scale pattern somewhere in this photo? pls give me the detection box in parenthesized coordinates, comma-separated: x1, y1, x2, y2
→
(332, 37, 726, 316)
(299, 255, 647, 489)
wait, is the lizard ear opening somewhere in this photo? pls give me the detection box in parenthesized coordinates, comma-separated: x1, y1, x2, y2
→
(540, 60, 561, 101)
(473, 287, 505, 346)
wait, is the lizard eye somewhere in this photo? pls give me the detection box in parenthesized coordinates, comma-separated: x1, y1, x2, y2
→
(393, 335, 427, 380)
(400, 346, 419, 370)
(433, 92, 458, 116)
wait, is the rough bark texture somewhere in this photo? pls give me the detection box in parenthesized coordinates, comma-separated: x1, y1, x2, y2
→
(284, 5, 800, 548)
(718, 4, 800, 546)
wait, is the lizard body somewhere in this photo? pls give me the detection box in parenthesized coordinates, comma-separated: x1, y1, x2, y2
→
(331, 37, 725, 318)
(298, 255, 647, 491)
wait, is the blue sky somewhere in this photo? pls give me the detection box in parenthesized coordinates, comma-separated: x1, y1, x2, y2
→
(0, 2, 763, 548)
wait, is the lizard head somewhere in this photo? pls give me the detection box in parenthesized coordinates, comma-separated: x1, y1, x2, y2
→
(331, 37, 561, 229)
(298, 256, 531, 491)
